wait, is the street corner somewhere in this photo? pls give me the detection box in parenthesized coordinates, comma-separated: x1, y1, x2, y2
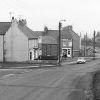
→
(71, 72, 93, 90)
(68, 72, 94, 100)
(67, 90, 87, 100)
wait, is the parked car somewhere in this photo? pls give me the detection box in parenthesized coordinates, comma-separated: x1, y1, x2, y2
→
(77, 57, 86, 64)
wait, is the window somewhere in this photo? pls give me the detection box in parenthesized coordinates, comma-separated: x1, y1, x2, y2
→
(62, 39, 67, 46)
(68, 41, 72, 47)
(34, 39, 38, 47)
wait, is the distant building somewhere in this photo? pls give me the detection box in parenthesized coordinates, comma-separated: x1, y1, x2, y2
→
(41, 26, 80, 58)
(33, 29, 58, 60)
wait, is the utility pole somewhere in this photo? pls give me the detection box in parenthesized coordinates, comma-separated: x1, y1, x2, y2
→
(84, 35, 86, 57)
(79, 32, 81, 57)
(58, 22, 62, 65)
(93, 30, 96, 60)
(80, 32, 81, 50)
(86, 33, 87, 56)
(58, 20, 66, 65)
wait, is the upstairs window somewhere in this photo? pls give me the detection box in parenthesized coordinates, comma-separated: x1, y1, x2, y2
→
(62, 39, 67, 46)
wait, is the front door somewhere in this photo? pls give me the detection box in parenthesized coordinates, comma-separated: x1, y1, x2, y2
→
(62, 49, 67, 58)
(62, 48, 71, 58)
(29, 50, 34, 60)
(67, 48, 71, 57)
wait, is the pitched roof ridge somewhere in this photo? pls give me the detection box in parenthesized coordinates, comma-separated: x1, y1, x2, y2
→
(18, 23, 38, 39)
(71, 30, 80, 37)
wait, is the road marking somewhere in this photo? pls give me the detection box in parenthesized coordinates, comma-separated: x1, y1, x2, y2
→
(1, 74, 15, 79)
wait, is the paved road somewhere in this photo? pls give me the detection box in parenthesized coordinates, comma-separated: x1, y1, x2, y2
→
(0, 59, 99, 100)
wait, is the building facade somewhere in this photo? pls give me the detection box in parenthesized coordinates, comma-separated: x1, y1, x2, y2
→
(0, 18, 39, 62)
(0, 18, 80, 62)
(42, 26, 80, 58)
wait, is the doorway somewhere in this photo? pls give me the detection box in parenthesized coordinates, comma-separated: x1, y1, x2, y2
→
(29, 50, 34, 60)
(62, 48, 71, 58)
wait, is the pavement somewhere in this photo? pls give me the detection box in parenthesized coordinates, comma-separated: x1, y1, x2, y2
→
(0, 57, 95, 69)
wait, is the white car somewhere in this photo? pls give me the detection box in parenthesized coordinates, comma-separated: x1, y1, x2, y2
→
(77, 57, 86, 64)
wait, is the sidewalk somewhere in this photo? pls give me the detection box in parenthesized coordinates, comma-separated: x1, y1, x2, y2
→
(0, 57, 94, 69)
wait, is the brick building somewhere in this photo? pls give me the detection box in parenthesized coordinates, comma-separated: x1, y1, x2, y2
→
(42, 26, 80, 58)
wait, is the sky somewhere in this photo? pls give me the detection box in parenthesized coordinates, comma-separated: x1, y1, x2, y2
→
(1, 0, 100, 37)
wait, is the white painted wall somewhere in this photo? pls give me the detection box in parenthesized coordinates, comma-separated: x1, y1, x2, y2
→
(29, 39, 39, 60)
(4, 19, 29, 62)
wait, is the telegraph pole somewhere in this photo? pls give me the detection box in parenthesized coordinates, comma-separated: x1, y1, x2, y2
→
(93, 30, 96, 60)
(80, 32, 81, 50)
(84, 35, 86, 57)
(79, 32, 81, 57)
(58, 20, 66, 65)
(86, 33, 87, 56)
(58, 22, 62, 65)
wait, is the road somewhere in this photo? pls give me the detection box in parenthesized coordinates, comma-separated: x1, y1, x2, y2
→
(0, 59, 99, 100)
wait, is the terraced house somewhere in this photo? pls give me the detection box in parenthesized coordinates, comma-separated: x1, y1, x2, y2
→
(41, 26, 80, 58)
(0, 17, 39, 62)
(0, 17, 80, 62)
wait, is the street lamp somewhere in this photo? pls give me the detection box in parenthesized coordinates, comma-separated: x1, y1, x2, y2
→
(58, 20, 66, 65)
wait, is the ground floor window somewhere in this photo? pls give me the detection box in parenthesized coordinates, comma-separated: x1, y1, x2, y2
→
(62, 48, 71, 58)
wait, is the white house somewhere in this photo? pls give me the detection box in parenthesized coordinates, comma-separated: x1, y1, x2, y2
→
(0, 17, 39, 62)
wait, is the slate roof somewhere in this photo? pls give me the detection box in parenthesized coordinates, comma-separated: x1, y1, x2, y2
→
(0, 22, 11, 35)
(46, 30, 72, 40)
(33, 31, 44, 37)
(18, 24, 38, 39)
(41, 36, 58, 44)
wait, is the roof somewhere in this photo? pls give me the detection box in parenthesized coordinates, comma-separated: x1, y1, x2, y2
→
(46, 30, 72, 40)
(18, 24, 38, 39)
(33, 31, 44, 37)
(41, 36, 58, 44)
(0, 22, 11, 35)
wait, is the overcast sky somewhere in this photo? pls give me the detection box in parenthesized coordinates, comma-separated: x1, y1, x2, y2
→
(1, 0, 100, 37)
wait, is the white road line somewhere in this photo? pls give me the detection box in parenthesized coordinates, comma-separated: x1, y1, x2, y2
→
(2, 74, 15, 78)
